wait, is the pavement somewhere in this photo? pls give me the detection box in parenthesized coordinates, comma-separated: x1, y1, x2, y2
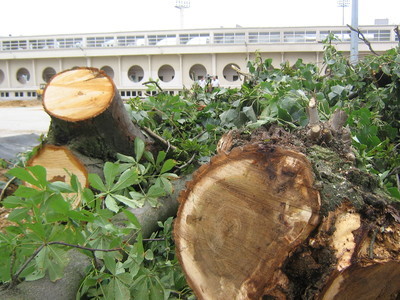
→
(0, 106, 50, 160)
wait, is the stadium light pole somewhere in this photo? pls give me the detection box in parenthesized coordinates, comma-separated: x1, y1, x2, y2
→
(350, 0, 359, 64)
(337, 0, 350, 25)
(175, 0, 191, 29)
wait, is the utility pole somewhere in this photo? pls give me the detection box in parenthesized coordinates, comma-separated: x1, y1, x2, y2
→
(175, 0, 191, 29)
(350, 0, 359, 64)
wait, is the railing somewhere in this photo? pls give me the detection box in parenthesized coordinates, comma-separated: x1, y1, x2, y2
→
(0, 26, 397, 51)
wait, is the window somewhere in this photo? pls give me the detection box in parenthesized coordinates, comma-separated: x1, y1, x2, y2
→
(128, 66, 144, 83)
(42, 67, 56, 83)
(223, 64, 240, 82)
(249, 32, 281, 43)
(158, 65, 175, 83)
(100, 66, 114, 79)
(16, 68, 30, 84)
(56, 38, 83, 48)
(87, 36, 114, 47)
(284, 31, 316, 43)
(117, 35, 145, 46)
(189, 64, 207, 81)
(179, 33, 210, 45)
(214, 32, 245, 44)
(2, 40, 27, 50)
(148, 34, 176, 46)
(0, 69, 4, 84)
(29, 39, 55, 49)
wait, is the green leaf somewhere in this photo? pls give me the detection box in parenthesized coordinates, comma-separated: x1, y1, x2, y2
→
(105, 195, 120, 213)
(144, 249, 154, 261)
(8, 167, 41, 187)
(160, 159, 176, 174)
(111, 169, 138, 192)
(156, 151, 167, 166)
(112, 194, 140, 209)
(134, 137, 145, 162)
(88, 173, 107, 192)
(48, 194, 71, 214)
(48, 181, 74, 193)
(122, 209, 142, 229)
(7, 208, 30, 222)
(104, 162, 120, 189)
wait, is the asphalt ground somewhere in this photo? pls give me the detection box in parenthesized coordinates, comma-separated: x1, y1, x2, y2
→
(0, 106, 50, 160)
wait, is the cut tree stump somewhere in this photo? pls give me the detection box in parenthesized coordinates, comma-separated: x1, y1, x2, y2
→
(43, 67, 152, 161)
(26, 67, 154, 200)
(174, 127, 400, 300)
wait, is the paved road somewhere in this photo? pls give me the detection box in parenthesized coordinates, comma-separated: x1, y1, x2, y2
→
(0, 106, 50, 160)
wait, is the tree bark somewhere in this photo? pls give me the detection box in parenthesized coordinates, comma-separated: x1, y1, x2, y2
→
(174, 126, 400, 300)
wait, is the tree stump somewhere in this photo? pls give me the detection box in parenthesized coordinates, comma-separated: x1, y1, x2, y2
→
(26, 67, 153, 191)
(43, 67, 152, 161)
(174, 127, 400, 299)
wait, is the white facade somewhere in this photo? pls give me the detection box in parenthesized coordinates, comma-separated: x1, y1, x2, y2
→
(0, 25, 397, 100)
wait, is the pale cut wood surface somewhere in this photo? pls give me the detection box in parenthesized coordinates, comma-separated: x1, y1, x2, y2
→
(27, 145, 88, 208)
(43, 68, 114, 122)
(174, 144, 321, 299)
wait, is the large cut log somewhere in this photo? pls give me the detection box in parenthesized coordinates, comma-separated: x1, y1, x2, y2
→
(174, 126, 400, 300)
(43, 67, 152, 161)
(174, 143, 321, 299)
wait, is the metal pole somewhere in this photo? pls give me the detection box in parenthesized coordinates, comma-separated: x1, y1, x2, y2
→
(350, 0, 359, 64)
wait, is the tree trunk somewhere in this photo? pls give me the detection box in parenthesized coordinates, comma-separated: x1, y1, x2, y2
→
(43, 67, 152, 161)
(174, 126, 400, 300)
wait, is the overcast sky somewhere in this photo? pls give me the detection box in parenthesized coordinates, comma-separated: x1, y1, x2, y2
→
(1, 0, 399, 36)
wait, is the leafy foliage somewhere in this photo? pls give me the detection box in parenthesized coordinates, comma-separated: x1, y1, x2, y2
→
(0, 35, 399, 299)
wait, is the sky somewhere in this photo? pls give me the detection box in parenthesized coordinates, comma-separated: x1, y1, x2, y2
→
(1, 0, 399, 37)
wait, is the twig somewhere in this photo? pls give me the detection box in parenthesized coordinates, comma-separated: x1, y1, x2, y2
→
(177, 153, 196, 170)
(8, 241, 124, 289)
(347, 24, 379, 56)
(0, 176, 16, 201)
(142, 80, 163, 92)
(142, 126, 178, 152)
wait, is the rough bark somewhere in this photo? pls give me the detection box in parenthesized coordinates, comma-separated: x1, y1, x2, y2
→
(174, 125, 400, 300)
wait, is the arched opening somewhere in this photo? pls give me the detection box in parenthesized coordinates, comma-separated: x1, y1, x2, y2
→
(223, 64, 241, 82)
(42, 67, 56, 83)
(158, 65, 175, 83)
(128, 65, 144, 83)
(16, 68, 30, 84)
(189, 64, 207, 81)
(0, 69, 4, 84)
(101, 66, 114, 79)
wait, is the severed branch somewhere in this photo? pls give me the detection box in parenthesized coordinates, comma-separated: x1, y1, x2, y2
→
(307, 97, 322, 141)
(142, 126, 178, 152)
(347, 24, 379, 56)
